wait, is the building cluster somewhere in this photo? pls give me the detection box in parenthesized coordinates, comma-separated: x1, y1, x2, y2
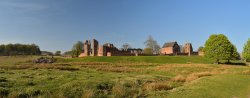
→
(79, 39, 202, 57)
(160, 42, 198, 56)
(79, 39, 142, 57)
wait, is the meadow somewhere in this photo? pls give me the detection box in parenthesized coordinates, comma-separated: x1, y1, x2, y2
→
(0, 56, 250, 98)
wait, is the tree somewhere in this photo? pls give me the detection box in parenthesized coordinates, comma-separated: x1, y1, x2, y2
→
(144, 35, 160, 54)
(121, 43, 131, 51)
(231, 45, 240, 60)
(143, 48, 153, 54)
(204, 34, 238, 64)
(198, 46, 204, 52)
(71, 41, 83, 57)
(55, 51, 61, 56)
(0, 43, 41, 56)
(243, 39, 250, 62)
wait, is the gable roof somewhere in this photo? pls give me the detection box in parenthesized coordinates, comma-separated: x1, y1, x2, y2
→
(162, 42, 178, 48)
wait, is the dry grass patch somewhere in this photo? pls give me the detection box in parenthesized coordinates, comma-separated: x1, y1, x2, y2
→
(143, 82, 173, 91)
(242, 70, 250, 75)
(112, 83, 126, 97)
(97, 67, 140, 73)
(171, 75, 186, 82)
(82, 89, 94, 98)
(186, 71, 213, 82)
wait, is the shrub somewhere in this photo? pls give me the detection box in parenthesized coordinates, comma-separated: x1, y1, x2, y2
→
(242, 70, 250, 75)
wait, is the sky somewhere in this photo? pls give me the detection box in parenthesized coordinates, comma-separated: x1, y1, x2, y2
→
(0, 0, 250, 53)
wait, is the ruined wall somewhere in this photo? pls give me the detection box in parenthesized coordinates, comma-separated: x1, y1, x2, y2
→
(79, 39, 143, 57)
(91, 39, 99, 56)
(98, 45, 107, 56)
(83, 40, 91, 56)
(183, 43, 193, 56)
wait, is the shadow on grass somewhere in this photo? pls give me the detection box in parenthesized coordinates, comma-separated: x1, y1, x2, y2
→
(220, 62, 247, 66)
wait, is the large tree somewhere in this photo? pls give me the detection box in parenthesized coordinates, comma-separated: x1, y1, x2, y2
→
(144, 35, 160, 54)
(71, 41, 83, 57)
(204, 34, 239, 64)
(243, 39, 250, 62)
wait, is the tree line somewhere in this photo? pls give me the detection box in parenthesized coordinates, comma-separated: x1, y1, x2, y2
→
(0, 44, 41, 56)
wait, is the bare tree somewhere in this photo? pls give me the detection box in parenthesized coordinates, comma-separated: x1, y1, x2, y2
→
(121, 43, 131, 51)
(144, 35, 160, 54)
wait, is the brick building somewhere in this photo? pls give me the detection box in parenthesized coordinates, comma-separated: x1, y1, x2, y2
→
(160, 42, 180, 55)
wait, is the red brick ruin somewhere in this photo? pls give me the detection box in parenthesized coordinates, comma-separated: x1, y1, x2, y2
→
(160, 42, 198, 56)
(79, 39, 143, 57)
(79, 39, 200, 57)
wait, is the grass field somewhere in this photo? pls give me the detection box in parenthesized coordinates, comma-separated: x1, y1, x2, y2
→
(0, 56, 250, 98)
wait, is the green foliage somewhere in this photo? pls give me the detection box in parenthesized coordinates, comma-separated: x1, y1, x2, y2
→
(144, 35, 160, 54)
(231, 45, 240, 60)
(0, 44, 41, 56)
(198, 46, 204, 52)
(54, 51, 61, 56)
(143, 48, 153, 54)
(71, 41, 83, 57)
(204, 34, 239, 63)
(243, 39, 250, 62)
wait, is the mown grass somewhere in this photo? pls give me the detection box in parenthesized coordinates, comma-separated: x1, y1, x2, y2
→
(0, 56, 250, 98)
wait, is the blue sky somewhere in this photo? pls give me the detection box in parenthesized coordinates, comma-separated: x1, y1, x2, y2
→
(0, 0, 250, 52)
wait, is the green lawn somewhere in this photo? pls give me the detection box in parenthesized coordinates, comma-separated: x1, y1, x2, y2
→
(0, 56, 250, 98)
(58, 56, 213, 64)
(166, 74, 250, 98)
